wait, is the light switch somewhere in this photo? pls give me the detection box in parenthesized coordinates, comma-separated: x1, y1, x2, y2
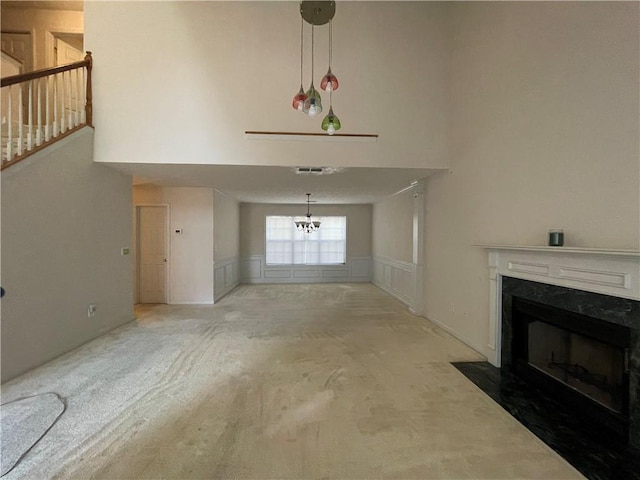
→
(121, 247, 130, 255)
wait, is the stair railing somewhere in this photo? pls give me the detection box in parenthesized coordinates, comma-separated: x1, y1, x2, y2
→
(1, 51, 93, 170)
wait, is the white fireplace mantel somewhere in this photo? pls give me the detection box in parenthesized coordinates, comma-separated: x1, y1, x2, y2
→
(476, 244, 640, 367)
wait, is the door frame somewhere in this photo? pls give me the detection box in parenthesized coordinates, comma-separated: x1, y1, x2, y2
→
(45, 28, 83, 68)
(135, 204, 170, 304)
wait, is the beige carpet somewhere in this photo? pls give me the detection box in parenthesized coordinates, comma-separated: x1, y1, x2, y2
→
(1, 283, 583, 479)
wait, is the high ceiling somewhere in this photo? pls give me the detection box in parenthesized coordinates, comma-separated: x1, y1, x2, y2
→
(105, 163, 442, 204)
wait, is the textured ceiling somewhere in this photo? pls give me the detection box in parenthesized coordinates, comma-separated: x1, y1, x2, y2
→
(105, 163, 442, 204)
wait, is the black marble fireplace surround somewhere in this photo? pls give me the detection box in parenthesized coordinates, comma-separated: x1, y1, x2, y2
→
(453, 277, 640, 480)
(501, 276, 640, 451)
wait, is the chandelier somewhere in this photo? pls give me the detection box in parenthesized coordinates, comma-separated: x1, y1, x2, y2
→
(295, 193, 321, 233)
(292, 1, 341, 135)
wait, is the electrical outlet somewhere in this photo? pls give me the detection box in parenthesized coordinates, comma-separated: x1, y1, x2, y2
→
(121, 247, 130, 255)
(88, 304, 97, 317)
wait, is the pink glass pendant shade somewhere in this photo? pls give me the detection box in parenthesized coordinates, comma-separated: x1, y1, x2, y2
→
(292, 85, 307, 111)
(320, 68, 339, 92)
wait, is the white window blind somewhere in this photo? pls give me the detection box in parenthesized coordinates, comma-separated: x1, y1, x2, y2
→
(265, 216, 347, 265)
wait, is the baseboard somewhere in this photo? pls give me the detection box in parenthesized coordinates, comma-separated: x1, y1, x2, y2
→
(423, 313, 487, 359)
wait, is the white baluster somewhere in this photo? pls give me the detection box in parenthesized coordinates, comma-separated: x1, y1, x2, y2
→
(53, 74, 59, 137)
(36, 78, 42, 146)
(80, 67, 86, 123)
(74, 68, 80, 126)
(67, 71, 73, 128)
(7, 86, 13, 161)
(27, 80, 33, 150)
(45, 76, 51, 141)
(60, 71, 66, 132)
(17, 84, 23, 156)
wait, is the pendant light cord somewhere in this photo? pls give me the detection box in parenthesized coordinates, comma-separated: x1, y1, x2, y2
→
(311, 25, 315, 84)
(300, 17, 304, 85)
(329, 20, 332, 69)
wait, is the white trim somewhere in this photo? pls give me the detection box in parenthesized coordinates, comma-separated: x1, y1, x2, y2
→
(372, 256, 415, 307)
(135, 204, 170, 305)
(474, 244, 640, 258)
(241, 256, 371, 284)
(479, 245, 640, 367)
(214, 256, 239, 302)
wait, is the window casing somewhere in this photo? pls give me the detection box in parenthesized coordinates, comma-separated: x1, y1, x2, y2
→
(265, 216, 347, 265)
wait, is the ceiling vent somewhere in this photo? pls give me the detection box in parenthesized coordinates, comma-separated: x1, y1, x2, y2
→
(294, 166, 343, 175)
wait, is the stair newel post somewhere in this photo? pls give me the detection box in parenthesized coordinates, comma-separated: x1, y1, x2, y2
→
(84, 51, 93, 127)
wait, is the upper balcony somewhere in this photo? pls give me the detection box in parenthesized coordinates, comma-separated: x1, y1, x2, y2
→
(1, 52, 93, 170)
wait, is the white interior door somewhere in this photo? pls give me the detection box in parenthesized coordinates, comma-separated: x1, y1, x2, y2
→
(55, 37, 84, 123)
(138, 206, 168, 304)
(54, 36, 83, 65)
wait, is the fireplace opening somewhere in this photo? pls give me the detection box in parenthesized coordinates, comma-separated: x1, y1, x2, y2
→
(512, 296, 631, 437)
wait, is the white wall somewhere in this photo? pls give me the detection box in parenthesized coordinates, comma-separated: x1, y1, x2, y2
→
(1, 7, 83, 69)
(213, 190, 240, 301)
(133, 186, 214, 304)
(240, 203, 372, 283)
(372, 186, 422, 308)
(372, 189, 414, 263)
(84, 1, 451, 169)
(424, 2, 640, 357)
(1, 128, 133, 382)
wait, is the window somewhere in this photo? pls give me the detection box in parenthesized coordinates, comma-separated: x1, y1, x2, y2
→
(266, 216, 346, 265)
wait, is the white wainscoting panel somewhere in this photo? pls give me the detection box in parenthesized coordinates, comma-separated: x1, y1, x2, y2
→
(372, 256, 415, 307)
(214, 256, 239, 302)
(241, 256, 262, 280)
(240, 256, 371, 284)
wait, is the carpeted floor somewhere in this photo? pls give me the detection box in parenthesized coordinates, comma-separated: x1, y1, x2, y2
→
(0, 284, 583, 479)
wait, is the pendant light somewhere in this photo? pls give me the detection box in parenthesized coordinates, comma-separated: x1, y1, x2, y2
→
(321, 105, 341, 135)
(321, 18, 340, 134)
(292, 17, 307, 111)
(320, 20, 339, 92)
(294, 193, 321, 233)
(303, 25, 323, 116)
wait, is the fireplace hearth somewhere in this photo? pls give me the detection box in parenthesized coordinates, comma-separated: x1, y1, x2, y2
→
(502, 277, 640, 450)
(470, 245, 640, 478)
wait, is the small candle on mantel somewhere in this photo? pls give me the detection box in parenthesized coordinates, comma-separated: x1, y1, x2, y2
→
(548, 229, 564, 247)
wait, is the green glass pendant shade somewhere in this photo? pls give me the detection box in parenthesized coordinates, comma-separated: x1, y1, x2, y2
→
(321, 107, 341, 135)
